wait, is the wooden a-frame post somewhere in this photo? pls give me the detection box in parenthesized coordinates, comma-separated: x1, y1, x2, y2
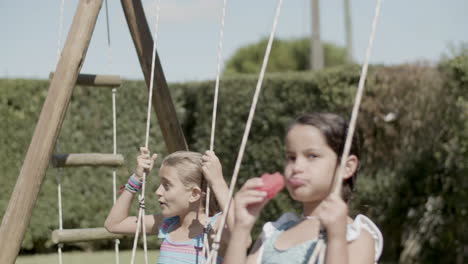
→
(0, 0, 187, 262)
(0, 1, 104, 262)
(121, 0, 188, 152)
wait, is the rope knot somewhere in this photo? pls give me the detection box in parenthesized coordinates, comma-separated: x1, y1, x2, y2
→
(211, 241, 220, 250)
(138, 195, 146, 209)
(318, 227, 326, 240)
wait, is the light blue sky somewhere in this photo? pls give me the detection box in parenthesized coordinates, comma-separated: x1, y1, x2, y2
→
(1, 0, 467, 83)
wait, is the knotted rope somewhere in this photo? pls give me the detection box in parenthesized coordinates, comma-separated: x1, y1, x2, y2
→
(206, 0, 284, 263)
(130, 1, 161, 264)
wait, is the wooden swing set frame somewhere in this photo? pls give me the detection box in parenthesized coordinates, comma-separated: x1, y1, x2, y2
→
(0, 1, 187, 263)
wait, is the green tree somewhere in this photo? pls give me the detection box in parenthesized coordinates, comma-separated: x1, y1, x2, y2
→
(223, 37, 349, 75)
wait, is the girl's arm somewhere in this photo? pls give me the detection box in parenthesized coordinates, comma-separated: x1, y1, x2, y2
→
(225, 229, 264, 264)
(201, 151, 235, 234)
(104, 147, 161, 235)
(325, 230, 374, 264)
(224, 178, 268, 264)
(104, 189, 162, 235)
(348, 230, 375, 264)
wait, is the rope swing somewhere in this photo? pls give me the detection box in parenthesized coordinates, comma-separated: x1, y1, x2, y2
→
(333, 0, 382, 193)
(103, 0, 121, 263)
(206, 0, 284, 262)
(54, 1, 66, 263)
(308, 0, 383, 263)
(202, 0, 229, 261)
(130, 0, 161, 264)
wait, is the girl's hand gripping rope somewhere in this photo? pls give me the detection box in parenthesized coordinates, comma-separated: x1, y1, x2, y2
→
(316, 191, 349, 241)
(201, 150, 223, 186)
(135, 147, 158, 181)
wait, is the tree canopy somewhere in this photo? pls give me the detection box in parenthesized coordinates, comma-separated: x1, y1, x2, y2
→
(223, 37, 349, 75)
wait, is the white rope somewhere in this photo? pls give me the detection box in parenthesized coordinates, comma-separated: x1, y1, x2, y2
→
(57, 167, 64, 264)
(57, 171, 63, 230)
(307, 239, 323, 264)
(112, 88, 120, 263)
(55, 0, 65, 66)
(308, 0, 382, 264)
(130, 206, 145, 264)
(112, 88, 119, 264)
(206, 1, 284, 263)
(143, 1, 161, 149)
(104, 0, 113, 67)
(112, 88, 120, 264)
(209, 0, 228, 152)
(306, 1, 382, 263)
(55, 1, 65, 263)
(333, 0, 382, 193)
(112, 89, 117, 198)
(104, 0, 120, 262)
(202, 0, 229, 261)
(318, 243, 326, 264)
(130, 0, 161, 263)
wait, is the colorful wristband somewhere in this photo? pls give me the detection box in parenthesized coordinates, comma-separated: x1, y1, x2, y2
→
(124, 174, 143, 193)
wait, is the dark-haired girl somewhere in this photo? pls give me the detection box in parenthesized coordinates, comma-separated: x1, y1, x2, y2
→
(225, 112, 383, 264)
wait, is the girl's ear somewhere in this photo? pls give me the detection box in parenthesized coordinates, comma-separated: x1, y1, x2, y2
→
(189, 186, 202, 203)
(343, 155, 359, 180)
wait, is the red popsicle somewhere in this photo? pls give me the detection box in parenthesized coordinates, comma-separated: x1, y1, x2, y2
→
(257, 172, 285, 199)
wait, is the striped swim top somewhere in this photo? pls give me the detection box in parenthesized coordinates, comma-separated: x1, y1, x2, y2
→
(157, 213, 223, 264)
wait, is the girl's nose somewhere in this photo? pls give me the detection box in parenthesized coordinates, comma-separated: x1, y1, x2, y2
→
(292, 165, 303, 174)
(155, 185, 163, 196)
(292, 158, 305, 174)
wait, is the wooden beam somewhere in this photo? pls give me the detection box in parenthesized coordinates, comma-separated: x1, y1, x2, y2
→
(52, 228, 124, 244)
(0, 1, 103, 263)
(52, 153, 124, 167)
(50, 72, 122, 87)
(120, 0, 188, 153)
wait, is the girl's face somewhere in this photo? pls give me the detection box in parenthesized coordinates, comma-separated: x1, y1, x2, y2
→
(155, 165, 193, 217)
(284, 124, 338, 202)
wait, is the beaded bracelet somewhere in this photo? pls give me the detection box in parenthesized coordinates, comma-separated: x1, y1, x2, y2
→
(124, 174, 143, 193)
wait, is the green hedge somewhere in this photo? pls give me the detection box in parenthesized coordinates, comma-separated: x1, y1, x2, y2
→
(0, 79, 167, 251)
(1, 57, 467, 263)
(177, 62, 467, 263)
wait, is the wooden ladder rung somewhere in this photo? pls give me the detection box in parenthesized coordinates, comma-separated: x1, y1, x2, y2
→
(52, 153, 124, 167)
(50, 72, 121, 87)
(52, 228, 124, 244)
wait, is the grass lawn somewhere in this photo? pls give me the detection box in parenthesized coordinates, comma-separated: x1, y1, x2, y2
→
(16, 250, 160, 264)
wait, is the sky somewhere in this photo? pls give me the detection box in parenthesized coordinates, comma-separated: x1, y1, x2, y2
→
(1, 0, 467, 83)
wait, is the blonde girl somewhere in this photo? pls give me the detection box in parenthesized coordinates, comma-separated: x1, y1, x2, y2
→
(105, 148, 233, 264)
